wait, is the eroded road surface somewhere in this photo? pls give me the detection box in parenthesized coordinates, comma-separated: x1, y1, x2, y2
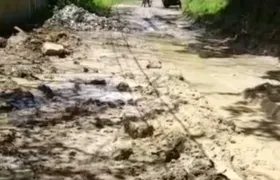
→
(0, 0, 280, 180)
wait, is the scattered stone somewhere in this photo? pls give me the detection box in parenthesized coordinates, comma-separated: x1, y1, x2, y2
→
(85, 98, 106, 107)
(107, 99, 125, 108)
(145, 88, 160, 96)
(113, 148, 133, 160)
(27, 38, 43, 51)
(83, 67, 89, 73)
(11, 69, 39, 80)
(164, 148, 180, 162)
(95, 116, 114, 128)
(127, 99, 135, 105)
(230, 138, 236, 144)
(121, 112, 139, 122)
(69, 151, 77, 157)
(38, 84, 55, 99)
(7, 30, 28, 46)
(92, 68, 99, 73)
(41, 42, 67, 57)
(133, 85, 144, 92)
(123, 120, 154, 139)
(162, 166, 190, 180)
(205, 174, 230, 180)
(50, 66, 58, 73)
(0, 37, 7, 48)
(116, 82, 130, 92)
(47, 31, 69, 42)
(146, 61, 162, 69)
(178, 75, 185, 81)
(94, 117, 105, 128)
(0, 101, 13, 112)
(87, 78, 107, 85)
(0, 130, 16, 144)
(0, 88, 37, 110)
(73, 60, 80, 65)
(74, 82, 81, 92)
(123, 72, 135, 79)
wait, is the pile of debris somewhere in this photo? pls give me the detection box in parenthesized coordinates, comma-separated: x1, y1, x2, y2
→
(45, 4, 144, 32)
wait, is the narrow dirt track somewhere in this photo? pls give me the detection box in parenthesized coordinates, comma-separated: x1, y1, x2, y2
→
(0, 0, 280, 180)
(111, 1, 280, 180)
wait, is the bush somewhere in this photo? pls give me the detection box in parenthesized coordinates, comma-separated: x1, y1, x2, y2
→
(183, 0, 280, 34)
(183, 0, 228, 16)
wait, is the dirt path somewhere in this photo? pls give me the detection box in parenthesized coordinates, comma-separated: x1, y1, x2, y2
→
(113, 1, 280, 180)
(0, 0, 280, 180)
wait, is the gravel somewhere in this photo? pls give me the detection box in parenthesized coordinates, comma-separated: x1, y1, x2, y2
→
(45, 4, 144, 32)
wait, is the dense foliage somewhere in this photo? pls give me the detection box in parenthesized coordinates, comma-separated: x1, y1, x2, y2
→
(183, 0, 280, 34)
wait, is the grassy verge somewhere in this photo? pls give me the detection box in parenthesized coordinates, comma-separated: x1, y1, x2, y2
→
(182, 0, 228, 17)
(181, 0, 280, 57)
(182, 0, 280, 33)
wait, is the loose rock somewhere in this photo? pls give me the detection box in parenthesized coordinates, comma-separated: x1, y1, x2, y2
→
(116, 82, 131, 92)
(41, 42, 67, 57)
(73, 60, 80, 65)
(38, 84, 55, 99)
(87, 78, 107, 85)
(146, 61, 162, 69)
(83, 67, 89, 73)
(164, 148, 180, 162)
(162, 167, 191, 180)
(205, 174, 230, 180)
(113, 148, 133, 160)
(107, 99, 125, 108)
(124, 120, 154, 139)
(123, 72, 135, 79)
(0, 130, 16, 144)
(178, 75, 185, 81)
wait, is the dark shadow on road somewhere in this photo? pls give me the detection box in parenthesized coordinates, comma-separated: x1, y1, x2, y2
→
(0, 127, 121, 179)
(261, 70, 280, 82)
(223, 105, 256, 117)
(221, 71, 280, 141)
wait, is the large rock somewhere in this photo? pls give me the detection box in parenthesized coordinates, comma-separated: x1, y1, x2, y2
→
(123, 119, 154, 139)
(41, 42, 66, 57)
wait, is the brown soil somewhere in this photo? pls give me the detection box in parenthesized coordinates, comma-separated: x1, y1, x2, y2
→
(1, 0, 280, 180)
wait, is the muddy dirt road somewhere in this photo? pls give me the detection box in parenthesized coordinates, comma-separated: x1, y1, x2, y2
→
(113, 1, 280, 180)
(0, 0, 280, 180)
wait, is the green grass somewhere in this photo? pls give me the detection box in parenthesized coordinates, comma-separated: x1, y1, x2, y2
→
(183, 0, 229, 16)
(91, 0, 123, 15)
(92, 0, 123, 10)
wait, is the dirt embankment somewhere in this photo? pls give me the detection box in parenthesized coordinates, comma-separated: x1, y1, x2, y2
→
(188, 0, 280, 59)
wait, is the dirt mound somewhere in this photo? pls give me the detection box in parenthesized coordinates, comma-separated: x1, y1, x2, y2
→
(44, 4, 145, 32)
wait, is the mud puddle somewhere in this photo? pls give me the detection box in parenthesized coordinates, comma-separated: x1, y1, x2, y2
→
(146, 34, 280, 180)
